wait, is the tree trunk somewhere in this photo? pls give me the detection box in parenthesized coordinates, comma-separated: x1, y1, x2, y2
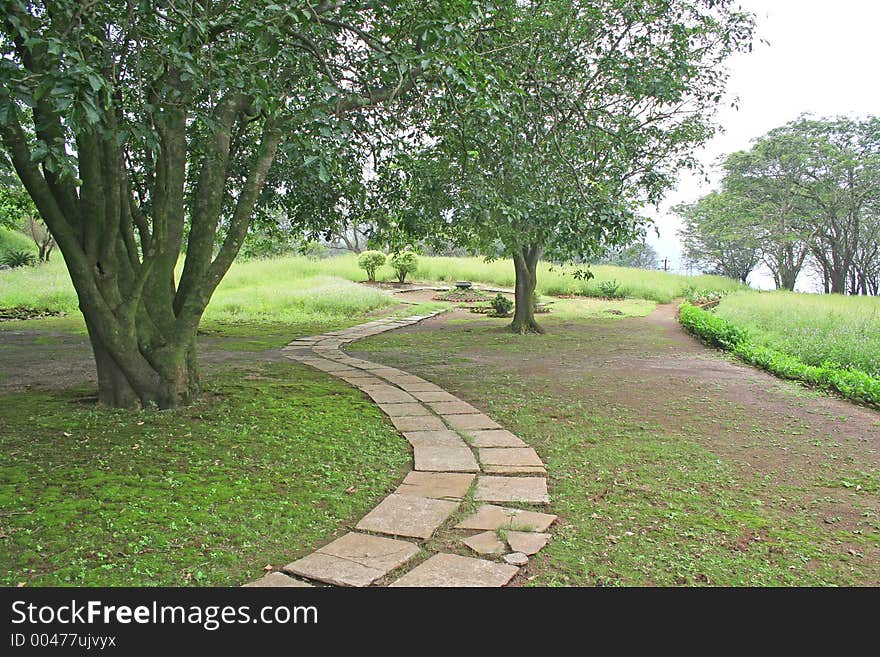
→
(510, 243, 544, 334)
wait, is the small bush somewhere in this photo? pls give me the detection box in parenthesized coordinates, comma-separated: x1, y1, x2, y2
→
(390, 250, 419, 283)
(597, 279, 624, 299)
(1, 249, 37, 268)
(357, 250, 387, 281)
(490, 293, 513, 316)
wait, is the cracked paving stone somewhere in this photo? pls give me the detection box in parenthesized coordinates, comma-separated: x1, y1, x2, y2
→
(478, 447, 544, 467)
(356, 494, 459, 539)
(284, 532, 418, 587)
(506, 531, 551, 555)
(456, 504, 557, 532)
(390, 553, 518, 587)
(462, 531, 506, 555)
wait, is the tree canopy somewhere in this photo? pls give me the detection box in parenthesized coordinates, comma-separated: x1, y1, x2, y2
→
(382, 0, 754, 332)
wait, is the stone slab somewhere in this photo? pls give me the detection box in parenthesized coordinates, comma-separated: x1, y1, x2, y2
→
(474, 476, 549, 504)
(284, 552, 382, 587)
(395, 382, 445, 393)
(242, 572, 313, 587)
(482, 464, 547, 475)
(377, 402, 432, 417)
(404, 430, 469, 448)
(390, 415, 447, 432)
(504, 552, 529, 566)
(428, 401, 481, 415)
(390, 553, 518, 588)
(506, 531, 551, 556)
(355, 494, 459, 539)
(409, 390, 460, 403)
(284, 532, 419, 587)
(463, 531, 506, 555)
(478, 447, 544, 467)
(395, 471, 474, 500)
(467, 429, 528, 448)
(414, 445, 480, 473)
(444, 414, 502, 431)
(361, 385, 417, 404)
(456, 504, 557, 532)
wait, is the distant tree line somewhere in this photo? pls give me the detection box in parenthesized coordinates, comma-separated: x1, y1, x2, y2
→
(676, 116, 880, 294)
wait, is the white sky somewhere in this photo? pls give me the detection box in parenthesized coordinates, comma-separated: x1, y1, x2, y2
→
(646, 0, 880, 286)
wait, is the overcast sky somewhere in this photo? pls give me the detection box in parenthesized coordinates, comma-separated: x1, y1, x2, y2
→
(646, 0, 880, 285)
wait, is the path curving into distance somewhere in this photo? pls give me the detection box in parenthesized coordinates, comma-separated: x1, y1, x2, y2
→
(243, 311, 556, 587)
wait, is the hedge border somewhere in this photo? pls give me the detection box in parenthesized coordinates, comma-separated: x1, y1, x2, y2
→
(678, 302, 880, 409)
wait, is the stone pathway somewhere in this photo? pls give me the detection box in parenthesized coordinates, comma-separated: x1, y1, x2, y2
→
(243, 311, 555, 588)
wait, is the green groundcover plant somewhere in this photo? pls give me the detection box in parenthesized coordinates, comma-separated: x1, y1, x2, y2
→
(679, 302, 880, 408)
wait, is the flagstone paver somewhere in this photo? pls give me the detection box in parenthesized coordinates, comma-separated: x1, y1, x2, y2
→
(506, 531, 552, 555)
(390, 553, 518, 587)
(355, 494, 459, 539)
(463, 531, 506, 556)
(456, 504, 557, 532)
(255, 308, 554, 587)
(395, 471, 474, 500)
(403, 430, 469, 447)
(474, 476, 550, 504)
(413, 445, 480, 472)
(390, 415, 448, 432)
(284, 532, 418, 587)
(466, 429, 528, 448)
(444, 414, 503, 431)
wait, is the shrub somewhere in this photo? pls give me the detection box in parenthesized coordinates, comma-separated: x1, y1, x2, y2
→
(1, 249, 36, 268)
(390, 250, 419, 283)
(357, 250, 387, 281)
(597, 279, 624, 299)
(490, 293, 514, 316)
(679, 302, 880, 408)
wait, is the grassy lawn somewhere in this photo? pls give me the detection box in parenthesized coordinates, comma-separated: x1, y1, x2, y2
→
(0, 264, 415, 585)
(352, 309, 880, 586)
(0, 253, 744, 316)
(715, 290, 880, 376)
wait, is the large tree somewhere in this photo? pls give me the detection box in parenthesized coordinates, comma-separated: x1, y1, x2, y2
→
(0, 1, 490, 408)
(386, 0, 754, 332)
(675, 190, 761, 283)
(722, 145, 814, 291)
(750, 117, 880, 294)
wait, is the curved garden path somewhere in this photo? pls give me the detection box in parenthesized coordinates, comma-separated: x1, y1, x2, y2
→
(244, 310, 555, 587)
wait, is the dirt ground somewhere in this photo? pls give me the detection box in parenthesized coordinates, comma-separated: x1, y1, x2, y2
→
(351, 302, 880, 579)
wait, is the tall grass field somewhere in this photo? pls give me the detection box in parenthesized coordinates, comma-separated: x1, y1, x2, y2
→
(0, 253, 744, 321)
(715, 291, 880, 377)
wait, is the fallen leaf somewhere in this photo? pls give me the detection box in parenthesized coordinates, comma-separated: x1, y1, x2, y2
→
(263, 564, 273, 572)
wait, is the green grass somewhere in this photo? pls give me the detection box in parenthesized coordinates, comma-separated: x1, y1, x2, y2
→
(0, 227, 36, 258)
(0, 257, 396, 327)
(715, 290, 880, 377)
(0, 254, 743, 321)
(0, 357, 410, 586)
